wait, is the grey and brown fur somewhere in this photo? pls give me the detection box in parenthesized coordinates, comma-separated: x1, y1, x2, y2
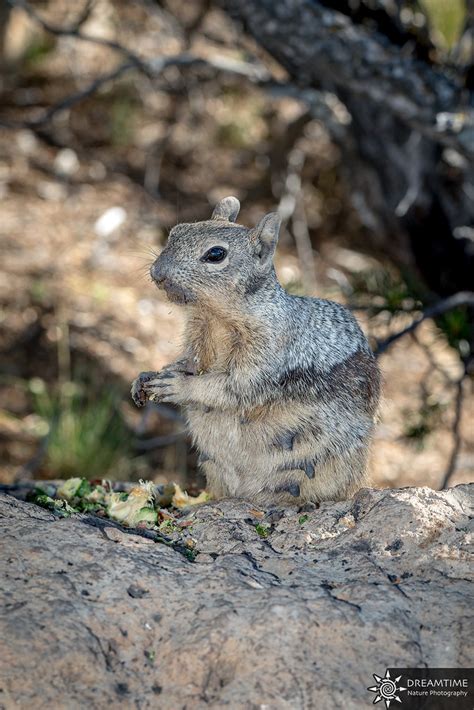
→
(132, 197, 381, 505)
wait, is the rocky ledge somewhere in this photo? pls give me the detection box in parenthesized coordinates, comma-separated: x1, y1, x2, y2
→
(0, 484, 472, 709)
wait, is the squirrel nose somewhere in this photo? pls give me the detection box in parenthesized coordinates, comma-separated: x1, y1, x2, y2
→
(150, 259, 167, 285)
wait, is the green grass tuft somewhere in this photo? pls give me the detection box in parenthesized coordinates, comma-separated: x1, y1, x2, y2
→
(29, 377, 132, 479)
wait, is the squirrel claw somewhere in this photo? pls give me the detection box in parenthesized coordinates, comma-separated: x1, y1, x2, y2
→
(131, 361, 192, 407)
(131, 371, 159, 408)
(142, 371, 188, 405)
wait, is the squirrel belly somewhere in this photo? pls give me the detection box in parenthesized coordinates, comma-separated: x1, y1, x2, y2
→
(186, 397, 375, 505)
(131, 196, 381, 505)
(184, 331, 379, 505)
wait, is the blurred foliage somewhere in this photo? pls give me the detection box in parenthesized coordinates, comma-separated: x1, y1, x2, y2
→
(215, 91, 266, 149)
(216, 120, 250, 149)
(30, 278, 51, 305)
(28, 376, 132, 479)
(22, 35, 55, 67)
(110, 93, 137, 147)
(418, 0, 467, 50)
(436, 307, 472, 359)
(403, 398, 444, 448)
(349, 268, 423, 314)
(352, 268, 472, 361)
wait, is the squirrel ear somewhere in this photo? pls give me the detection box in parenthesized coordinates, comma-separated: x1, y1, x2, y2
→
(252, 212, 281, 266)
(211, 196, 240, 223)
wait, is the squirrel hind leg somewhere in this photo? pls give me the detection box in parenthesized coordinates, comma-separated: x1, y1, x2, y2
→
(269, 445, 370, 504)
(197, 452, 232, 498)
(303, 446, 370, 502)
(275, 481, 301, 498)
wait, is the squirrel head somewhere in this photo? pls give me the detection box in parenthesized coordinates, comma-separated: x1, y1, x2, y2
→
(150, 197, 281, 305)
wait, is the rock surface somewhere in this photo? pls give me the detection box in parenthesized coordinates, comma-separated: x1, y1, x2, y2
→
(0, 485, 472, 709)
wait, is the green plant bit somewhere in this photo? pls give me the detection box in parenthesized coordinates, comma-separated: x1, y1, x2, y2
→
(183, 547, 198, 562)
(28, 493, 76, 518)
(298, 514, 309, 525)
(107, 481, 157, 527)
(144, 649, 156, 663)
(158, 519, 180, 534)
(255, 523, 271, 539)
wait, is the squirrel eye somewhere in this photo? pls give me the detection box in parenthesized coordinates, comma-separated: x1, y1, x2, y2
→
(202, 246, 227, 263)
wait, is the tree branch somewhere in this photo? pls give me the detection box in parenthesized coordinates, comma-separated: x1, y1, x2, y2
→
(374, 292, 474, 356)
(1, 44, 346, 135)
(440, 373, 466, 489)
(0, 0, 353, 140)
(9, 0, 150, 73)
(1, 62, 135, 129)
(216, 0, 474, 157)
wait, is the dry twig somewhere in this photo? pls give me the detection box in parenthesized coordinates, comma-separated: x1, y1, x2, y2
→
(440, 372, 467, 490)
(374, 292, 474, 356)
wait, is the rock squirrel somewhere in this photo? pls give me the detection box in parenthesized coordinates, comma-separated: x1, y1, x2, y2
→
(132, 197, 380, 505)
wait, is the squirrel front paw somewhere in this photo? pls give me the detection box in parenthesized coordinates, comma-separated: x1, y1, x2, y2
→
(131, 371, 159, 407)
(131, 359, 195, 408)
(143, 370, 191, 405)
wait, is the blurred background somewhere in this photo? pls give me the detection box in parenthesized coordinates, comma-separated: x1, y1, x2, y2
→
(0, 0, 472, 493)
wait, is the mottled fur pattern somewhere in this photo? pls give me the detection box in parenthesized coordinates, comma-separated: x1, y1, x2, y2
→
(131, 196, 381, 504)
